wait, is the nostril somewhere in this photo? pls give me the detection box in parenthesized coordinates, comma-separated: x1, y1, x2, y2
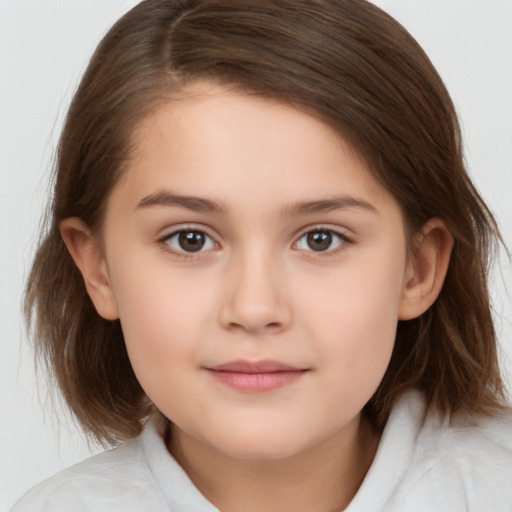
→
(217, 273, 292, 333)
(226, 320, 283, 333)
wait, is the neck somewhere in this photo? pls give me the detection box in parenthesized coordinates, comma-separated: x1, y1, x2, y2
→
(168, 415, 380, 512)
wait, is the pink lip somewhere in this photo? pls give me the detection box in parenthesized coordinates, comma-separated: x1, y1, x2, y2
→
(205, 359, 308, 393)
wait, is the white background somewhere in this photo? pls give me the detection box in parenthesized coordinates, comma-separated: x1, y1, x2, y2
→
(1, 1, 511, 509)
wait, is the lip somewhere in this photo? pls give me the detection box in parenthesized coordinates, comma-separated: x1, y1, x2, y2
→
(205, 359, 308, 393)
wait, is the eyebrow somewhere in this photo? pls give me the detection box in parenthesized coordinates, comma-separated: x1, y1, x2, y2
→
(281, 196, 378, 216)
(136, 191, 227, 214)
(136, 191, 377, 216)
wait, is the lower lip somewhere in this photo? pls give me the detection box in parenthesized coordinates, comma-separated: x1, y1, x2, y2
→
(207, 370, 306, 392)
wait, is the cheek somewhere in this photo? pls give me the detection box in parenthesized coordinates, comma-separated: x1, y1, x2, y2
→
(301, 246, 407, 381)
(109, 257, 216, 388)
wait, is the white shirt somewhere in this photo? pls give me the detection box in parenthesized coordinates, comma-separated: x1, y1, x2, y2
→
(11, 391, 512, 511)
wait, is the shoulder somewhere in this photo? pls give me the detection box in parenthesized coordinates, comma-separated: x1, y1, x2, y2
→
(394, 393, 512, 510)
(10, 432, 167, 511)
(11, 414, 220, 512)
(417, 401, 512, 478)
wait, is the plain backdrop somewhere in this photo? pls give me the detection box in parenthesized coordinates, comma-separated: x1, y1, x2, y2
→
(1, 0, 511, 509)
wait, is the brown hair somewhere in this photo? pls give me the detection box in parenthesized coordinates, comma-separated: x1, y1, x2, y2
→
(25, 0, 506, 445)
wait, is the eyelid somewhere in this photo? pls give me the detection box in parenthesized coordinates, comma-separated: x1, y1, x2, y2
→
(158, 223, 218, 242)
(292, 225, 353, 254)
(294, 224, 353, 240)
(157, 224, 221, 257)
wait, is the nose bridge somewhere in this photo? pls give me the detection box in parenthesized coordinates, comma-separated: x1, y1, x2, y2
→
(219, 241, 290, 333)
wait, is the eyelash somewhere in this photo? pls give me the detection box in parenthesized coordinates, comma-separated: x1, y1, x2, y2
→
(159, 227, 218, 261)
(158, 226, 351, 260)
(293, 227, 351, 257)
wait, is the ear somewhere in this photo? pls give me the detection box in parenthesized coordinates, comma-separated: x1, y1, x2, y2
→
(398, 218, 453, 320)
(60, 218, 119, 320)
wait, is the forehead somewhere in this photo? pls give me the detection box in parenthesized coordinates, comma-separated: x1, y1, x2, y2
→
(115, 82, 397, 216)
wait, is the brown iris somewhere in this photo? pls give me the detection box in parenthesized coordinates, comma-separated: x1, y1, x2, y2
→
(306, 231, 332, 251)
(178, 231, 206, 252)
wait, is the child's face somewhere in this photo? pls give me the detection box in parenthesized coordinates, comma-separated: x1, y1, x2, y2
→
(96, 83, 415, 459)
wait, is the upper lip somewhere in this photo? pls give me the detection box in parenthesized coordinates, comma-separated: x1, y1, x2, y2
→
(207, 359, 305, 373)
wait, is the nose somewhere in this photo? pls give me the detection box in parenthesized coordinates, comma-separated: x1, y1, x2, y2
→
(218, 248, 292, 335)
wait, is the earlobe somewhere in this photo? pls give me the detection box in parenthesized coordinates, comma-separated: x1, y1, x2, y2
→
(398, 218, 453, 321)
(60, 218, 119, 320)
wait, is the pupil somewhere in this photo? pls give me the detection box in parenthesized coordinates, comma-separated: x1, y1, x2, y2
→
(179, 231, 205, 252)
(307, 231, 332, 251)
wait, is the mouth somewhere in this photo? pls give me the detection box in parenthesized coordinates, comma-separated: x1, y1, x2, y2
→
(204, 359, 308, 393)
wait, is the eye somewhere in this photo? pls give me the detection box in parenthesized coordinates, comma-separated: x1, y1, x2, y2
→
(164, 229, 218, 253)
(295, 229, 348, 253)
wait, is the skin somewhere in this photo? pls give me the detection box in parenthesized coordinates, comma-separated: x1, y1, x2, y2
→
(62, 82, 453, 511)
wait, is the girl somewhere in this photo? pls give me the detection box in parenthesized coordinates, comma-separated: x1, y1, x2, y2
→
(12, 0, 512, 510)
